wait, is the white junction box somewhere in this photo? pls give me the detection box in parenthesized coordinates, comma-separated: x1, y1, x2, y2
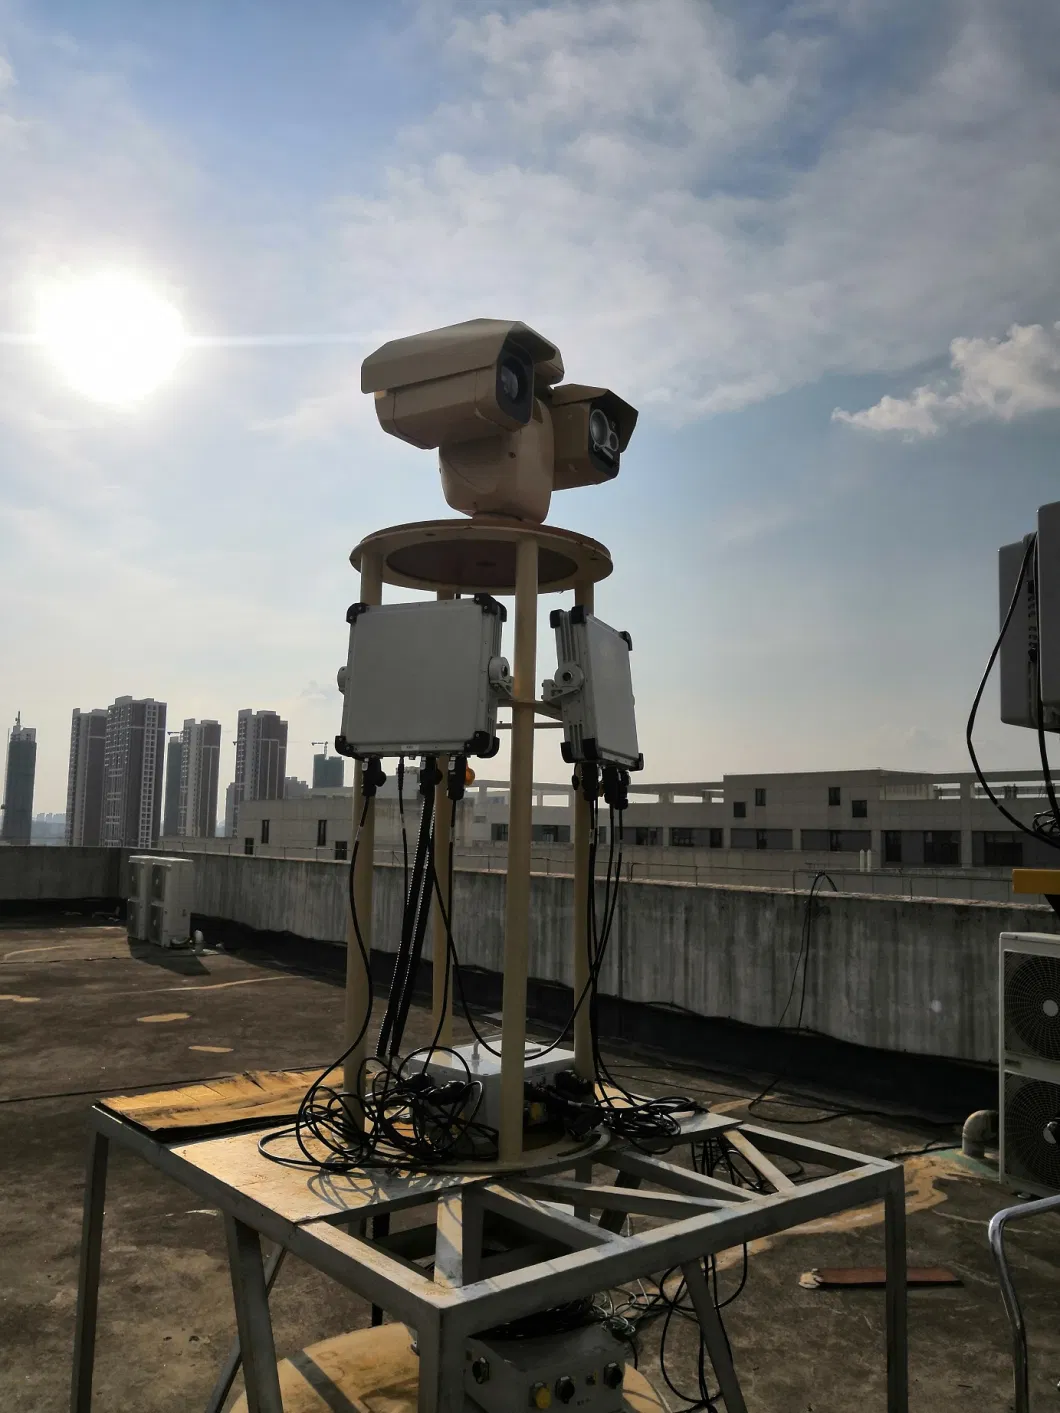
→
(416, 1040, 576, 1138)
(146, 857, 195, 949)
(999, 931, 1060, 1194)
(465, 1324, 627, 1413)
(545, 607, 642, 770)
(337, 596, 509, 758)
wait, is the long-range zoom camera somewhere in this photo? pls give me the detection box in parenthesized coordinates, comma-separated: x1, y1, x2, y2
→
(361, 318, 637, 523)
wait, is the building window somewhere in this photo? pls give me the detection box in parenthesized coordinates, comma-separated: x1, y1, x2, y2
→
(802, 828, 870, 853)
(633, 827, 661, 846)
(978, 832, 1022, 867)
(532, 823, 571, 844)
(734, 827, 793, 851)
(851, 799, 868, 819)
(334, 840, 348, 861)
(671, 827, 718, 848)
(828, 786, 841, 807)
(754, 788, 766, 807)
(733, 801, 746, 818)
(244, 837, 254, 856)
(923, 830, 960, 867)
(884, 830, 902, 864)
(709, 828, 724, 848)
(317, 818, 327, 847)
(491, 822, 509, 843)
(260, 819, 270, 844)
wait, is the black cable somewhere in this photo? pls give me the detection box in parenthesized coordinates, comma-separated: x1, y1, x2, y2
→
(377, 765, 436, 1058)
(259, 776, 497, 1172)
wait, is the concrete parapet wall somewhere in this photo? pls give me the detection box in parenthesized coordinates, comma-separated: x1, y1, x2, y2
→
(0, 846, 125, 903)
(5, 847, 1054, 1066)
(185, 851, 1055, 1067)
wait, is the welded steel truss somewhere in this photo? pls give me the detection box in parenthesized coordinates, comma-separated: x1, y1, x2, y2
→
(71, 1107, 907, 1413)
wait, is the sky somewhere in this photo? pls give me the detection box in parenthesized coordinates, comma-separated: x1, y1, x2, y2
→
(1, 0, 1060, 815)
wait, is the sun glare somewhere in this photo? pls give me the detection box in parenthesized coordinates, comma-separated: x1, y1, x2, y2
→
(36, 272, 186, 405)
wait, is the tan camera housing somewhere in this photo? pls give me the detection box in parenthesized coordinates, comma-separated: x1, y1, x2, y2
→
(548, 384, 639, 491)
(440, 400, 555, 522)
(361, 318, 638, 523)
(361, 318, 563, 450)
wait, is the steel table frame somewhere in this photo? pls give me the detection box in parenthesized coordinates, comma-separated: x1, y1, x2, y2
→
(71, 1105, 908, 1413)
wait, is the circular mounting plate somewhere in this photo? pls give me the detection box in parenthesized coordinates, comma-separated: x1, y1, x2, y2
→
(350, 517, 613, 595)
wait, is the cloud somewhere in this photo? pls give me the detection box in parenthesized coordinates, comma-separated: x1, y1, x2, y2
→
(832, 321, 1060, 436)
(273, 0, 1060, 429)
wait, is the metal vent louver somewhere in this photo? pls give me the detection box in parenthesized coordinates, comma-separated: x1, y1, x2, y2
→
(1004, 951, 1060, 1062)
(1004, 1074, 1060, 1190)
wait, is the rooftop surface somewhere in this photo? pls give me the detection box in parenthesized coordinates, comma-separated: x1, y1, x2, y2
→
(1, 915, 1057, 1411)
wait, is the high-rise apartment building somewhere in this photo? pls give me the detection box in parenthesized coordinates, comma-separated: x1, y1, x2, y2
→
(65, 708, 108, 846)
(162, 736, 182, 837)
(1, 714, 37, 845)
(223, 781, 238, 838)
(101, 696, 166, 849)
(178, 719, 221, 838)
(230, 710, 287, 835)
(313, 752, 344, 789)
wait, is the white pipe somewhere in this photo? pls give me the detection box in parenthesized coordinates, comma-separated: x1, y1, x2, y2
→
(962, 1108, 998, 1159)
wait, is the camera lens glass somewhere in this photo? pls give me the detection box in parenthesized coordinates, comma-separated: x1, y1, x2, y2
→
(498, 357, 526, 407)
(589, 407, 619, 464)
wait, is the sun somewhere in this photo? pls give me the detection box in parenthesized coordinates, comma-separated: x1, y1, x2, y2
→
(36, 272, 186, 405)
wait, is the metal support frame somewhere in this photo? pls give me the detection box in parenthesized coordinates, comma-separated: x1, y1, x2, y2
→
(989, 1191, 1060, 1413)
(70, 1129, 108, 1413)
(499, 534, 539, 1161)
(71, 1103, 908, 1413)
(571, 577, 595, 1082)
(343, 549, 383, 1100)
(224, 1217, 284, 1413)
(205, 1244, 286, 1413)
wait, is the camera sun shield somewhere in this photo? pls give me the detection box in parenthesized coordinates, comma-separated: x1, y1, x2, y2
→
(361, 318, 561, 450)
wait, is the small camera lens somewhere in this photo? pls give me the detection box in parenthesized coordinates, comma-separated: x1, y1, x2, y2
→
(589, 407, 618, 462)
(498, 358, 525, 406)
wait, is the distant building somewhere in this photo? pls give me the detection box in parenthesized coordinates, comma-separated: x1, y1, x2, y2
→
(222, 781, 238, 838)
(101, 696, 167, 849)
(178, 719, 221, 838)
(313, 753, 344, 789)
(162, 736, 182, 837)
(230, 709, 287, 835)
(31, 813, 66, 845)
(1, 714, 36, 845)
(285, 777, 310, 799)
(66, 708, 108, 846)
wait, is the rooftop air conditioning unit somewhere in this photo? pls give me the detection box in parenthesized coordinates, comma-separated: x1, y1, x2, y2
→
(1000, 931, 1060, 1194)
(126, 855, 153, 942)
(146, 856, 196, 949)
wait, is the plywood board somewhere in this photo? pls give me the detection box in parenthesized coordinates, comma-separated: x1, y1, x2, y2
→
(100, 1068, 321, 1137)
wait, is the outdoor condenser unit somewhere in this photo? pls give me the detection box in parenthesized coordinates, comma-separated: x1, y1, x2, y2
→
(999, 930, 1060, 1194)
(126, 855, 153, 942)
(145, 857, 195, 949)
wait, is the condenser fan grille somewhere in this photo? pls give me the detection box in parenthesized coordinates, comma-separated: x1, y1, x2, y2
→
(1005, 1075, 1060, 1190)
(1004, 952, 1060, 1062)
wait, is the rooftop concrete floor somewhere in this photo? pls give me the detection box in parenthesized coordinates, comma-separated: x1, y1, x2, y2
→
(0, 916, 1057, 1412)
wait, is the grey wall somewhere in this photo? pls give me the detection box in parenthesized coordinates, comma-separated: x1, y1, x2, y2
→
(6, 847, 1053, 1066)
(185, 852, 1055, 1067)
(0, 846, 125, 902)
